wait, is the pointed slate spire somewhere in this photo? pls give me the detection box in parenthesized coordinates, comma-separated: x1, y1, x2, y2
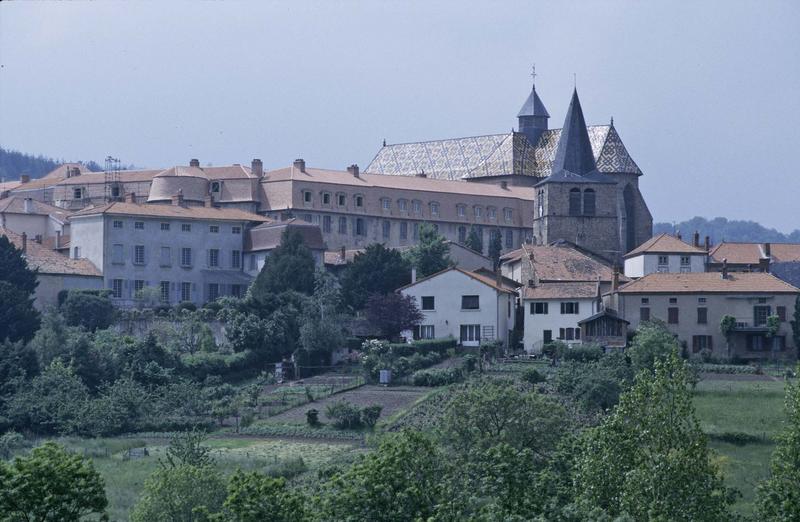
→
(517, 84, 550, 118)
(551, 89, 597, 176)
(517, 82, 550, 146)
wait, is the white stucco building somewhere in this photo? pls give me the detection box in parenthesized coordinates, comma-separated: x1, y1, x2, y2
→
(521, 281, 602, 353)
(398, 268, 517, 347)
(623, 233, 707, 278)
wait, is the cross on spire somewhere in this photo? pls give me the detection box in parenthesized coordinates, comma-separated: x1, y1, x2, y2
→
(531, 64, 537, 83)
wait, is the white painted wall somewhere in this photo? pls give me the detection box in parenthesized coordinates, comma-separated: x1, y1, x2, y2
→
(522, 297, 598, 353)
(624, 253, 706, 278)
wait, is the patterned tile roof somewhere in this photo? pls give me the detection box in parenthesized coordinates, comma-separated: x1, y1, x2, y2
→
(617, 272, 800, 294)
(624, 233, 707, 258)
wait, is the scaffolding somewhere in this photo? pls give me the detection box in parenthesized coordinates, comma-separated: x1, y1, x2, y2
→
(104, 156, 121, 202)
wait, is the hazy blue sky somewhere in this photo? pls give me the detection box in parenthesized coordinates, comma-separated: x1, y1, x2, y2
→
(1, 1, 798, 230)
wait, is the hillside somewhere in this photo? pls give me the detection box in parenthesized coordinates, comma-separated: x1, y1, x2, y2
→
(0, 146, 104, 181)
(654, 216, 800, 244)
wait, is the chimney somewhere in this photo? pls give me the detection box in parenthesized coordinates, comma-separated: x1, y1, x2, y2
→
(55, 230, 61, 249)
(759, 257, 770, 273)
(172, 190, 184, 207)
(676, 230, 682, 241)
(612, 265, 620, 292)
(23, 197, 33, 213)
(293, 158, 306, 173)
(411, 267, 417, 284)
(704, 236, 710, 251)
(189, 159, 200, 168)
(20, 175, 30, 184)
(125, 192, 136, 203)
(693, 231, 700, 247)
(21, 232, 27, 253)
(251, 158, 263, 177)
(347, 164, 360, 178)
(722, 258, 728, 279)
(764, 242, 771, 258)
(500, 181, 508, 189)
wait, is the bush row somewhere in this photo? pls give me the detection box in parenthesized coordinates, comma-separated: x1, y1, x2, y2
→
(411, 367, 464, 387)
(692, 363, 759, 375)
(181, 350, 261, 381)
(388, 338, 457, 357)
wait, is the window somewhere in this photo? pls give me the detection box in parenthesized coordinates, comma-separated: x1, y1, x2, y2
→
(461, 295, 480, 310)
(412, 200, 421, 213)
(777, 306, 787, 322)
(457, 205, 466, 217)
(641, 297, 650, 304)
(421, 296, 435, 310)
(111, 185, 121, 198)
(159, 281, 170, 303)
(322, 193, 331, 205)
(640, 307, 651, 321)
(680, 256, 690, 266)
(73, 246, 81, 259)
(458, 226, 467, 243)
(231, 250, 241, 269)
(582, 189, 596, 216)
(569, 188, 581, 216)
(559, 327, 580, 341)
(658, 255, 669, 266)
(692, 335, 713, 353)
(355, 218, 365, 236)
(381, 198, 391, 210)
(530, 302, 549, 315)
(113, 220, 123, 229)
(474, 206, 483, 218)
(669, 297, 678, 304)
(134, 245, 145, 265)
(747, 334, 766, 352)
(695, 307, 708, 324)
(112, 244, 124, 264)
(460, 324, 481, 343)
(698, 297, 707, 303)
(303, 191, 312, 203)
(210, 181, 220, 193)
(430, 202, 439, 217)
(413, 223, 419, 240)
(505, 230, 514, 249)
(73, 187, 83, 200)
(543, 330, 553, 343)
(181, 248, 192, 267)
(323, 215, 332, 233)
(668, 307, 679, 324)
(400, 222, 408, 240)
(338, 217, 347, 234)
(160, 246, 171, 267)
(337, 193, 346, 207)
(231, 284, 242, 298)
(111, 279, 123, 298)
(160, 222, 170, 231)
(302, 214, 312, 223)
(181, 223, 191, 232)
(134, 280, 145, 296)
(181, 282, 192, 302)
(208, 249, 219, 267)
(504, 208, 513, 222)
(231, 226, 241, 234)
(397, 199, 407, 211)
(415, 325, 435, 340)
(487, 207, 496, 220)
(209, 225, 219, 233)
(354, 195, 363, 208)
(382, 220, 391, 239)
(561, 302, 580, 314)
(208, 283, 219, 301)
(134, 221, 144, 230)
(754, 305, 771, 326)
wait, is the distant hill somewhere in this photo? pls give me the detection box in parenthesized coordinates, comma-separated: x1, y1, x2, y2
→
(0, 147, 117, 182)
(654, 217, 800, 244)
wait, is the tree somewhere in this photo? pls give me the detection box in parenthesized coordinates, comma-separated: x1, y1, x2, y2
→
(0, 233, 38, 294)
(220, 471, 308, 522)
(300, 270, 347, 356)
(249, 228, 315, 298)
(766, 314, 782, 359)
(0, 339, 38, 430)
(627, 320, 680, 373)
(720, 314, 736, 360)
(62, 291, 115, 331)
(130, 464, 226, 522)
(0, 281, 40, 343)
(465, 225, 484, 254)
(0, 441, 108, 521)
(364, 293, 423, 339)
(404, 223, 451, 278)
(574, 352, 736, 520)
(756, 366, 800, 520)
(488, 228, 503, 269)
(792, 296, 800, 359)
(340, 243, 411, 310)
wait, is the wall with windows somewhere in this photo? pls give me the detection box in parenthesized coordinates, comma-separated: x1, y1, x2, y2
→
(522, 297, 598, 354)
(399, 269, 514, 347)
(624, 252, 706, 278)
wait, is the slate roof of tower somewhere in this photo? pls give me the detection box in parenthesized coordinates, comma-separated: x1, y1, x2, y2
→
(518, 85, 550, 118)
(365, 123, 641, 180)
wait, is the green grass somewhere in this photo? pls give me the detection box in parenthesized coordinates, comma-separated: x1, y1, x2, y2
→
(693, 377, 791, 518)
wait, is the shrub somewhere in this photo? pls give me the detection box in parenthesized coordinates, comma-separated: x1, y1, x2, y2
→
(560, 343, 603, 362)
(411, 367, 464, 387)
(521, 367, 546, 384)
(325, 401, 362, 429)
(306, 409, 320, 427)
(462, 354, 477, 373)
(174, 301, 197, 313)
(692, 363, 758, 375)
(61, 291, 115, 332)
(388, 337, 457, 357)
(360, 405, 382, 428)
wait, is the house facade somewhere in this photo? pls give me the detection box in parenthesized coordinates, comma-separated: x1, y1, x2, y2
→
(623, 233, 708, 278)
(522, 281, 602, 353)
(398, 268, 516, 347)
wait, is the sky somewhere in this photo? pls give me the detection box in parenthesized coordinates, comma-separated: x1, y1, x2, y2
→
(1, 1, 798, 230)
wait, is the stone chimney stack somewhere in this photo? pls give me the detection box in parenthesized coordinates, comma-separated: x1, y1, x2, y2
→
(189, 159, 200, 168)
(693, 231, 700, 247)
(722, 258, 728, 279)
(23, 198, 33, 213)
(251, 158, 263, 177)
(347, 164, 360, 178)
(704, 236, 711, 251)
(293, 159, 306, 173)
(21, 232, 27, 253)
(172, 190, 185, 207)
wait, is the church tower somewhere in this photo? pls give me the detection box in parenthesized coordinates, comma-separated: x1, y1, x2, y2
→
(517, 78, 550, 146)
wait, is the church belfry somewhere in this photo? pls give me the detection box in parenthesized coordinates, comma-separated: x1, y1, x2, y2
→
(517, 68, 550, 145)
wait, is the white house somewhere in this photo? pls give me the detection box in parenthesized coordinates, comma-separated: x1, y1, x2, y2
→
(623, 233, 707, 278)
(398, 267, 517, 347)
(522, 281, 602, 354)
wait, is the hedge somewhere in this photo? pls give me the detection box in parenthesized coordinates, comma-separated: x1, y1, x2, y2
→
(692, 363, 759, 375)
(388, 338, 457, 357)
(411, 367, 464, 387)
(181, 350, 260, 380)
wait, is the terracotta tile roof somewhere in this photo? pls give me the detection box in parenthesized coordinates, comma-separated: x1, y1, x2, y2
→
(0, 227, 101, 277)
(624, 233, 706, 258)
(69, 201, 270, 223)
(397, 267, 515, 294)
(57, 169, 163, 185)
(709, 242, 800, 265)
(0, 196, 72, 222)
(504, 243, 626, 283)
(522, 281, 599, 300)
(245, 219, 326, 252)
(617, 272, 800, 294)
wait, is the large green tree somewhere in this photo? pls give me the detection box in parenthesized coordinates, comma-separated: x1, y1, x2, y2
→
(300, 270, 347, 356)
(573, 352, 736, 521)
(249, 228, 316, 298)
(130, 464, 226, 522)
(0, 234, 38, 294)
(465, 225, 484, 254)
(219, 471, 308, 522)
(404, 223, 452, 278)
(756, 366, 800, 520)
(0, 281, 40, 344)
(61, 290, 115, 332)
(627, 320, 681, 374)
(0, 441, 108, 521)
(340, 243, 411, 310)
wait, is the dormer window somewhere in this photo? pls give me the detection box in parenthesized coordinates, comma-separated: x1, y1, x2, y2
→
(430, 202, 440, 217)
(210, 181, 221, 193)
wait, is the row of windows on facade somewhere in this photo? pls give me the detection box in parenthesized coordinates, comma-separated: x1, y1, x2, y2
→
(638, 303, 788, 326)
(109, 279, 243, 302)
(109, 245, 241, 269)
(412, 324, 489, 343)
(301, 190, 515, 222)
(535, 188, 598, 218)
(419, 295, 481, 311)
(541, 328, 582, 343)
(111, 219, 242, 234)
(529, 302, 582, 315)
